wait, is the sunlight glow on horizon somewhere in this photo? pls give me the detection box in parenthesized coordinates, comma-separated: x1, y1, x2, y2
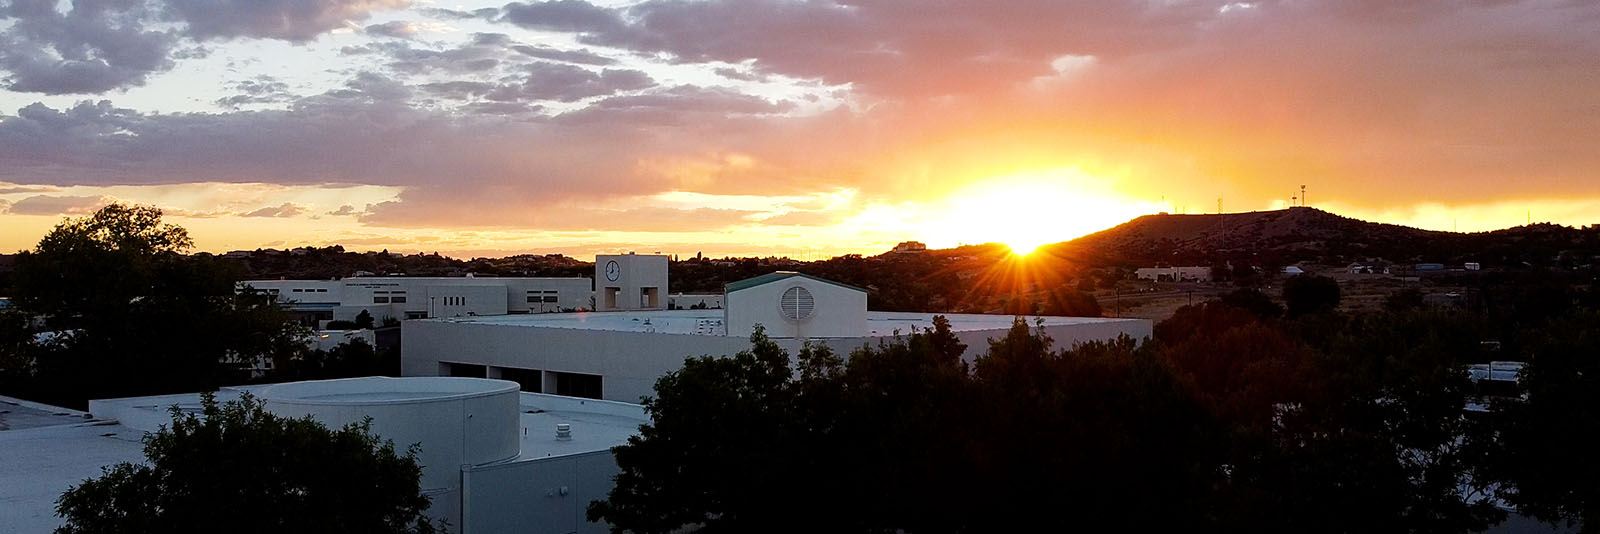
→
(922, 167, 1171, 253)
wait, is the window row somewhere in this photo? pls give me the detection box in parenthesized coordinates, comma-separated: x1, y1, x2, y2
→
(373, 290, 408, 304)
(526, 290, 560, 303)
(291, 288, 329, 293)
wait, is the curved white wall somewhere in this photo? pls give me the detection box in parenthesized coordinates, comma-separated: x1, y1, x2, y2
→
(260, 377, 521, 494)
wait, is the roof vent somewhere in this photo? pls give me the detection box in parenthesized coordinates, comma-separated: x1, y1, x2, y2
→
(780, 286, 815, 321)
(555, 423, 572, 441)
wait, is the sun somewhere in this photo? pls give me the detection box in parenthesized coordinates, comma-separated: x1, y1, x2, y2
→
(932, 168, 1166, 255)
(1006, 239, 1044, 256)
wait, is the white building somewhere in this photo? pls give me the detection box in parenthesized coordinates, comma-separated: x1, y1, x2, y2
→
(594, 253, 668, 311)
(724, 271, 867, 339)
(10, 377, 646, 534)
(239, 276, 594, 324)
(1134, 266, 1212, 282)
(405, 271, 1152, 404)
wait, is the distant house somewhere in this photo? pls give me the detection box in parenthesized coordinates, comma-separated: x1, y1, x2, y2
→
(890, 241, 928, 254)
(1347, 263, 1389, 275)
(1135, 266, 1211, 282)
(1281, 266, 1305, 276)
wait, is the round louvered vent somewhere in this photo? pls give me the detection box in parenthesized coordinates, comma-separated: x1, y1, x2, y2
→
(780, 286, 815, 321)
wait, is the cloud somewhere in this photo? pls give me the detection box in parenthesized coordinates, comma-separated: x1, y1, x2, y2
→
(365, 21, 423, 39)
(510, 44, 617, 66)
(486, 63, 655, 103)
(6, 0, 1600, 245)
(327, 204, 359, 216)
(0, 0, 179, 94)
(498, 0, 625, 34)
(0, 0, 412, 95)
(361, 201, 758, 232)
(216, 75, 295, 108)
(5, 194, 112, 216)
(419, 7, 498, 20)
(165, 0, 411, 42)
(241, 202, 308, 217)
(757, 210, 842, 227)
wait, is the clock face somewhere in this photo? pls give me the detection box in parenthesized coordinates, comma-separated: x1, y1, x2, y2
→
(605, 260, 621, 281)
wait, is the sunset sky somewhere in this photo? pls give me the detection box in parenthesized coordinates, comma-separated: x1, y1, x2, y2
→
(2, 0, 1597, 258)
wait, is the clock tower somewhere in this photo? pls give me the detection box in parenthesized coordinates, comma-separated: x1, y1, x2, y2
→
(593, 253, 668, 311)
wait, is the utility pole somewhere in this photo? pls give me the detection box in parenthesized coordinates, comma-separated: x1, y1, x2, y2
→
(1300, 185, 1307, 207)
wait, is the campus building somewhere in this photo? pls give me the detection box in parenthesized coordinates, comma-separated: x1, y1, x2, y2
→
(404, 271, 1152, 404)
(240, 276, 594, 325)
(0, 377, 645, 534)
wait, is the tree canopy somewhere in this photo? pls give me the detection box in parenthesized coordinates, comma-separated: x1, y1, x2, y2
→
(55, 392, 437, 534)
(589, 306, 1537, 533)
(1, 204, 312, 407)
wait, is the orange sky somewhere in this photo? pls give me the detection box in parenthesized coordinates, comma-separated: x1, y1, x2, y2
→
(2, 0, 1597, 258)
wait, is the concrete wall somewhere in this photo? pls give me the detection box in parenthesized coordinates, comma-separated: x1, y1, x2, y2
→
(405, 320, 757, 404)
(725, 277, 867, 339)
(462, 450, 620, 534)
(404, 318, 1151, 404)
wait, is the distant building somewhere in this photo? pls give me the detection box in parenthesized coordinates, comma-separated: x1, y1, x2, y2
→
(1281, 266, 1306, 276)
(890, 241, 928, 254)
(1347, 263, 1390, 275)
(239, 276, 593, 325)
(1135, 266, 1211, 282)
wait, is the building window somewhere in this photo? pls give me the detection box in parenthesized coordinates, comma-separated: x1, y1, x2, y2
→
(527, 290, 559, 304)
(391, 291, 407, 304)
(373, 291, 389, 304)
(495, 366, 541, 393)
(440, 362, 487, 378)
(552, 371, 603, 399)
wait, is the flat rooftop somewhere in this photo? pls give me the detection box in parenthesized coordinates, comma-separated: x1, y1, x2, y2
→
(425, 309, 1138, 337)
(4, 387, 645, 532)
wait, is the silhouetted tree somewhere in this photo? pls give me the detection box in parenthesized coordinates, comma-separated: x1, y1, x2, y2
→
(355, 310, 375, 330)
(1385, 288, 1425, 312)
(1282, 274, 1341, 317)
(1493, 311, 1600, 532)
(1220, 287, 1284, 319)
(55, 393, 436, 534)
(7, 204, 310, 407)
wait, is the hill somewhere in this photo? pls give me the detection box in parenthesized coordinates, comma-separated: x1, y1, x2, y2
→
(1045, 207, 1597, 269)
